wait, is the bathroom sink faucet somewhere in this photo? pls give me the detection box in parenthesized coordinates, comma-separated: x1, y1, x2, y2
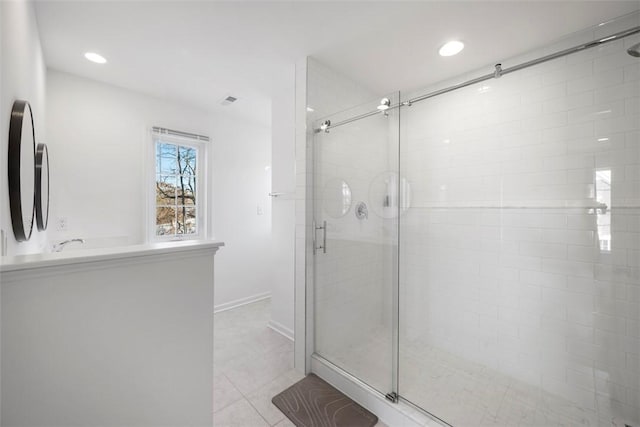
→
(52, 238, 85, 252)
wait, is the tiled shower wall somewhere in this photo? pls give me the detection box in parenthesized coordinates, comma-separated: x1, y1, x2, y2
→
(400, 15, 640, 424)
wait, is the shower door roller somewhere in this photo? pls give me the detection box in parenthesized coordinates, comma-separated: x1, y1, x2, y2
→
(313, 220, 327, 254)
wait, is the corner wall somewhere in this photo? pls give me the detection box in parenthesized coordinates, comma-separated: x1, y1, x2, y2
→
(48, 70, 274, 311)
(45, 70, 211, 248)
(270, 69, 296, 339)
(211, 113, 273, 310)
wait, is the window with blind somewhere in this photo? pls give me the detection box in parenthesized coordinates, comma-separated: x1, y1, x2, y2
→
(151, 128, 208, 240)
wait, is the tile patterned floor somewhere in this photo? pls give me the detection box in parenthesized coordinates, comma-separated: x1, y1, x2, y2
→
(214, 299, 301, 426)
(215, 300, 638, 426)
(213, 299, 389, 427)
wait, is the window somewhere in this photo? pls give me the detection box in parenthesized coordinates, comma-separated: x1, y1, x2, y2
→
(151, 129, 207, 240)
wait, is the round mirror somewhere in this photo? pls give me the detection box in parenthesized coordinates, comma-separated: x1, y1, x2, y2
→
(8, 100, 36, 241)
(35, 143, 49, 231)
(322, 178, 352, 218)
(368, 171, 411, 219)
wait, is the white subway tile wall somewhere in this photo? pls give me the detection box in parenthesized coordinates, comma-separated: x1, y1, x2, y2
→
(399, 21, 640, 427)
(301, 12, 640, 427)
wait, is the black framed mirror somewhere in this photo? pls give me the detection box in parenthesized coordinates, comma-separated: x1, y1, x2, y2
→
(35, 143, 49, 231)
(8, 100, 36, 242)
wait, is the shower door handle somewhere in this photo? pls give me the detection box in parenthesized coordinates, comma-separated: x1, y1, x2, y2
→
(313, 220, 327, 254)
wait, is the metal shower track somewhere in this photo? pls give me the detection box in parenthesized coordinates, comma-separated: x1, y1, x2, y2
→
(315, 25, 640, 133)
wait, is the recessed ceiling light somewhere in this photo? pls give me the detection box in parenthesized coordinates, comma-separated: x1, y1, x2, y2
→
(439, 40, 464, 57)
(84, 52, 107, 64)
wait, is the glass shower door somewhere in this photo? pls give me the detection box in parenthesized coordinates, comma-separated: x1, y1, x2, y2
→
(398, 15, 640, 426)
(313, 93, 400, 397)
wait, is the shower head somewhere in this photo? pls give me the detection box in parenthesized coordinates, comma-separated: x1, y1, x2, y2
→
(628, 42, 640, 57)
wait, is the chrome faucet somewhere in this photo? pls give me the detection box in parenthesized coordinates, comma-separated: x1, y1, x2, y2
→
(52, 238, 85, 252)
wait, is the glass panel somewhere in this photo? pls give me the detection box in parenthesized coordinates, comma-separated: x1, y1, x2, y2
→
(314, 93, 399, 396)
(177, 206, 196, 234)
(177, 175, 196, 206)
(178, 146, 197, 176)
(156, 175, 176, 204)
(156, 142, 177, 174)
(399, 15, 640, 427)
(156, 206, 175, 236)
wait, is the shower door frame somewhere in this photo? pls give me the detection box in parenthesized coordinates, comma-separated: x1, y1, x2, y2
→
(308, 93, 402, 403)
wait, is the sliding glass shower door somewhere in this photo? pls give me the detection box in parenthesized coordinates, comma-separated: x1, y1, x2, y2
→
(309, 12, 639, 427)
(313, 93, 400, 397)
(398, 16, 640, 426)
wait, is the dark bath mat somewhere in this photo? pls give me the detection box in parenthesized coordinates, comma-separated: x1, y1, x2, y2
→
(272, 373, 378, 427)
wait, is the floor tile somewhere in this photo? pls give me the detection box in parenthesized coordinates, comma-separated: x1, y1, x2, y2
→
(272, 417, 296, 427)
(214, 299, 298, 425)
(224, 348, 294, 395)
(213, 373, 243, 414)
(213, 398, 269, 427)
(246, 369, 305, 425)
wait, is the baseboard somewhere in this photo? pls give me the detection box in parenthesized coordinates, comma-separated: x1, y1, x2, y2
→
(267, 320, 295, 341)
(213, 292, 271, 314)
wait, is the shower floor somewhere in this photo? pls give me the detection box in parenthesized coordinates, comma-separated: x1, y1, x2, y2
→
(322, 327, 620, 427)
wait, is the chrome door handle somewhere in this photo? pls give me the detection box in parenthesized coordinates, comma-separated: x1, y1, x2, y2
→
(313, 220, 327, 254)
(322, 221, 327, 253)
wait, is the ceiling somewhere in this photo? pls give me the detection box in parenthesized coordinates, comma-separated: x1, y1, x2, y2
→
(34, 1, 640, 126)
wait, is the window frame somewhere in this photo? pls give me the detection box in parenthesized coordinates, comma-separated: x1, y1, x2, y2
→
(148, 131, 207, 242)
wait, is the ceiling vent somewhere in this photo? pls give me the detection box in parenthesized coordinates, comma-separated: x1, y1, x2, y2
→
(220, 95, 238, 106)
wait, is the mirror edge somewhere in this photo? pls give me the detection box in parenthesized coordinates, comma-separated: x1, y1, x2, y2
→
(7, 99, 36, 242)
(35, 143, 49, 231)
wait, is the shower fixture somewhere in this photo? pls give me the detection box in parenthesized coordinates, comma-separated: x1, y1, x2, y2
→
(355, 201, 368, 220)
(628, 42, 640, 57)
(377, 98, 391, 111)
(320, 120, 331, 132)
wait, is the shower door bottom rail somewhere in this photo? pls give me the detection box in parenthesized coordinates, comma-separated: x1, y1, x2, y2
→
(310, 353, 453, 427)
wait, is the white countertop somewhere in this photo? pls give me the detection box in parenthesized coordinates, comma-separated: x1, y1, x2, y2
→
(0, 240, 224, 273)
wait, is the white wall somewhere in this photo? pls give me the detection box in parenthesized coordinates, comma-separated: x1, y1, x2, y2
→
(211, 113, 273, 310)
(46, 70, 212, 249)
(0, 0, 48, 256)
(1, 245, 218, 426)
(48, 71, 275, 312)
(270, 71, 296, 340)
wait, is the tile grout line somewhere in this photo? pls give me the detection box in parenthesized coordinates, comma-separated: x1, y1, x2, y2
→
(227, 370, 288, 427)
(214, 299, 293, 426)
(213, 373, 244, 415)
